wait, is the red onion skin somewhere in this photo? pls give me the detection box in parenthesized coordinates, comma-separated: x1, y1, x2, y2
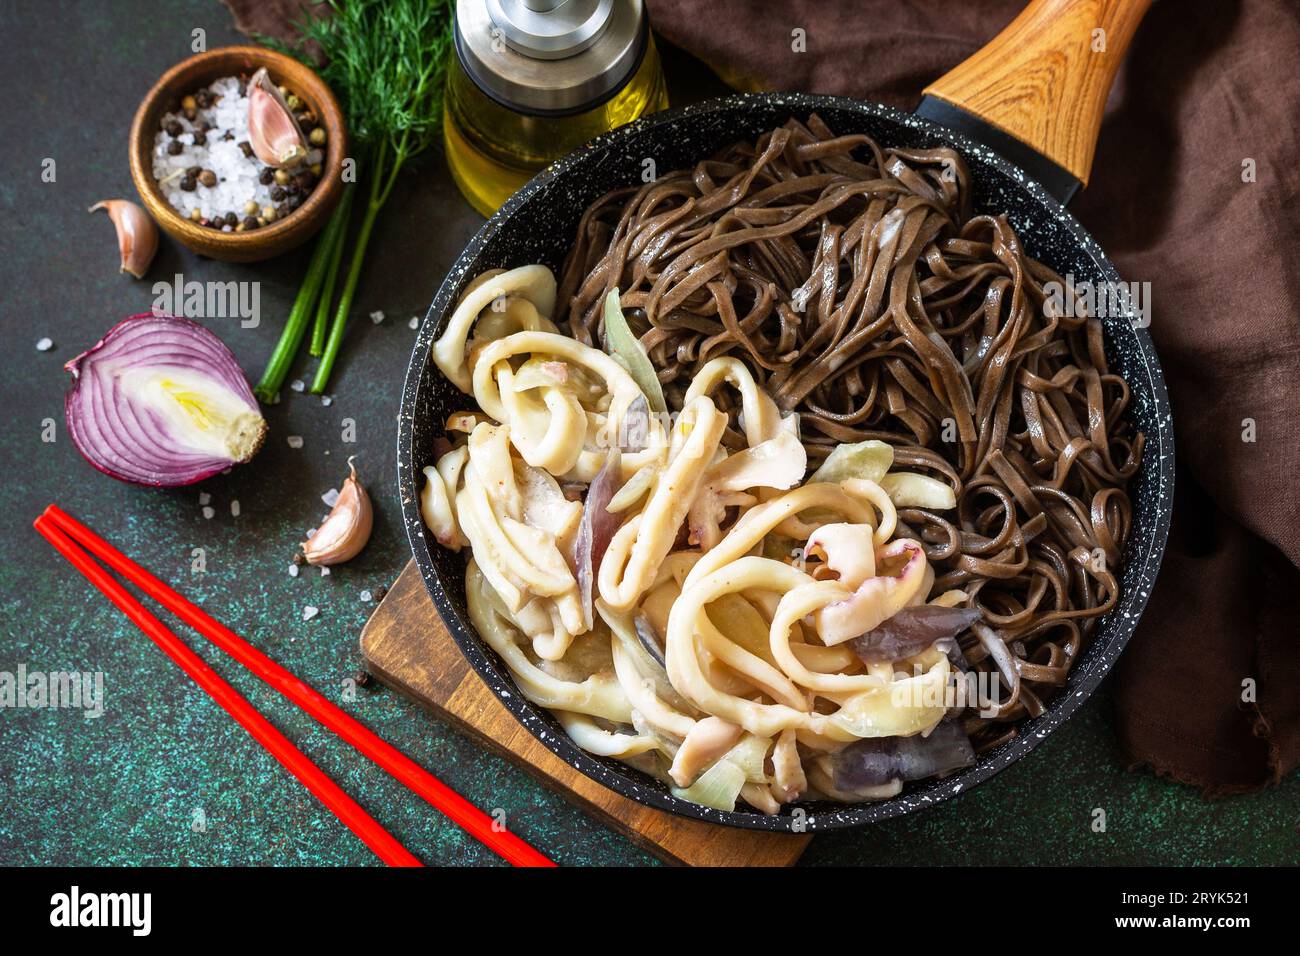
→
(64, 313, 264, 486)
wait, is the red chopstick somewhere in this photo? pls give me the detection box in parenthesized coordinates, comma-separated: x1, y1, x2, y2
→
(37, 505, 554, 868)
(34, 514, 420, 867)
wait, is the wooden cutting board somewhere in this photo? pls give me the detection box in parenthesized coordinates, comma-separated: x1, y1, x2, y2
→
(359, 559, 810, 866)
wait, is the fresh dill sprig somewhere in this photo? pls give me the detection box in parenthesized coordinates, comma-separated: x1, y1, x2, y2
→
(289, 0, 451, 166)
(255, 0, 455, 399)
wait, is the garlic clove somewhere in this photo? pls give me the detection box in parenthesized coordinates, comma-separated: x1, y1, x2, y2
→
(247, 68, 308, 169)
(89, 200, 159, 279)
(302, 459, 373, 565)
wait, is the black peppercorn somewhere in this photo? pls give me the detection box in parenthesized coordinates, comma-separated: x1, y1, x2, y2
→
(270, 186, 286, 202)
(167, 140, 183, 156)
(291, 171, 315, 192)
(372, 585, 388, 603)
(192, 130, 207, 147)
(186, 165, 202, 177)
(259, 167, 275, 185)
(224, 212, 238, 227)
(165, 119, 182, 137)
(198, 170, 217, 187)
(239, 141, 254, 159)
(180, 176, 197, 192)
(241, 216, 259, 230)
(276, 203, 292, 219)
(354, 670, 373, 689)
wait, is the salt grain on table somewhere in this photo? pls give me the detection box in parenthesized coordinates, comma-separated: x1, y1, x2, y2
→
(230, 499, 241, 517)
(302, 605, 318, 621)
(321, 488, 340, 508)
(199, 492, 211, 505)
(321, 395, 334, 407)
(36, 337, 54, 352)
(360, 589, 373, 602)
(286, 435, 304, 448)
(408, 316, 420, 329)
(370, 310, 385, 324)
(288, 563, 299, 578)
(202, 506, 215, 519)
(320, 566, 330, 577)
(291, 379, 306, 392)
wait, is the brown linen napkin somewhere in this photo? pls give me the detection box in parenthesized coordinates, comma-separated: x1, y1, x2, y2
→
(223, 0, 318, 47)
(645, 0, 1300, 794)
(223, 0, 1300, 794)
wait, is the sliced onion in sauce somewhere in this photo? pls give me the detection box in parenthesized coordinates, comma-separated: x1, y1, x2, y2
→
(850, 605, 982, 664)
(620, 393, 651, 453)
(633, 611, 666, 668)
(572, 449, 623, 628)
(831, 719, 976, 790)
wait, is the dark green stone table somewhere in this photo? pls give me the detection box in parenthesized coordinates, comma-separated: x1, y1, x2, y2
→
(0, 0, 1294, 867)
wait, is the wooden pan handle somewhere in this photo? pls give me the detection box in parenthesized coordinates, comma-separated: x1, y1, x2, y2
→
(922, 0, 1151, 186)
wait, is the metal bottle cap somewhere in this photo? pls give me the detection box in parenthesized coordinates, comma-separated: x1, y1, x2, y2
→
(456, 0, 647, 116)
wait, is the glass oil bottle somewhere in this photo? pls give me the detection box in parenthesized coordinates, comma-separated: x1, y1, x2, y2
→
(444, 0, 669, 217)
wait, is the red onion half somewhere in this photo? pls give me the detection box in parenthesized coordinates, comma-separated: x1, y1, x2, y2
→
(64, 314, 267, 486)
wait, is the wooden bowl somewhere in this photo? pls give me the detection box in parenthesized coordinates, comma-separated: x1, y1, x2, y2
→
(129, 45, 347, 263)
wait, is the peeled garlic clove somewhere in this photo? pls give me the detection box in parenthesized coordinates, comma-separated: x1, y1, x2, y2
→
(89, 200, 158, 279)
(247, 67, 308, 168)
(302, 459, 373, 565)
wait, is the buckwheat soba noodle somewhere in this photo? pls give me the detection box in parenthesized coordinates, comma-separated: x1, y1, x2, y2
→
(421, 116, 1142, 814)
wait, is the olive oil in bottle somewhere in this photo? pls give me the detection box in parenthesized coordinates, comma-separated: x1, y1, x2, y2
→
(445, 0, 668, 217)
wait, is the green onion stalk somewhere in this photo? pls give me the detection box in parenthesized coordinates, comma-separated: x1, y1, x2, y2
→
(254, 0, 453, 400)
(309, 190, 352, 357)
(254, 186, 353, 403)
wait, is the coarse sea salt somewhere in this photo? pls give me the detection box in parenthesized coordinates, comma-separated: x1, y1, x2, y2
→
(151, 75, 274, 221)
(288, 563, 299, 578)
(36, 337, 53, 351)
(370, 310, 385, 324)
(286, 435, 304, 448)
(302, 605, 318, 621)
(322, 488, 340, 508)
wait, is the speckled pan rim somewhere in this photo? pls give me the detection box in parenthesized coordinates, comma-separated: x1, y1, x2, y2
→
(398, 92, 1174, 832)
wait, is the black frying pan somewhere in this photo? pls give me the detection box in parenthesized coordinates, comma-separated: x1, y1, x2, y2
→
(396, 0, 1173, 831)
